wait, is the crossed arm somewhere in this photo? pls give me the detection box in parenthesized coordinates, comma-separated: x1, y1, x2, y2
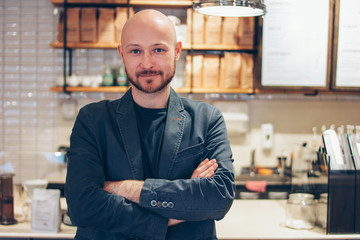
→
(103, 158, 218, 226)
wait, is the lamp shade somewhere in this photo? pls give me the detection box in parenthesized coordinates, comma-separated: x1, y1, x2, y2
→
(194, 0, 266, 17)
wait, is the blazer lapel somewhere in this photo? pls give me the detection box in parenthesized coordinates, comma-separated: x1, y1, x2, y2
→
(115, 89, 144, 180)
(157, 89, 185, 179)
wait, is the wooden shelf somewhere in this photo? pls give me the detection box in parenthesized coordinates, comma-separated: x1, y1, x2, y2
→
(50, 42, 253, 51)
(191, 44, 254, 51)
(51, 0, 192, 6)
(51, 86, 129, 93)
(50, 42, 120, 49)
(192, 88, 254, 94)
(130, 0, 192, 7)
(51, 0, 127, 4)
(50, 86, 253, 94)
(50, 86, 192, 93)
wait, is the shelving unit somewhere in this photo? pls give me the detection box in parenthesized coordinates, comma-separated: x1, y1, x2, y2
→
(50, 0, 258, 94)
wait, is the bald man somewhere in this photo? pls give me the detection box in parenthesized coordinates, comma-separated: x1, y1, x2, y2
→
(65, 9, 235, 240)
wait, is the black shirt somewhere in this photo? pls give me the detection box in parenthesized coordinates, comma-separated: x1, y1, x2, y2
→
(134, 102, 167, 178)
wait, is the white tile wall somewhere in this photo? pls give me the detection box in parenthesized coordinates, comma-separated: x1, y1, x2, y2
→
(0, 0, 59, 183)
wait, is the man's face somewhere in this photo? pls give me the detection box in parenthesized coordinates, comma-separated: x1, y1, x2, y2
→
(119, 19, 181, 94)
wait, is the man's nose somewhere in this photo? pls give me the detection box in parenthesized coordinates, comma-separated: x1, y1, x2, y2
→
(139, 52, 154, 69)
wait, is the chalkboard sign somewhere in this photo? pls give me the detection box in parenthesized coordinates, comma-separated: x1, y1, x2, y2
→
(261, 0, 332, 88)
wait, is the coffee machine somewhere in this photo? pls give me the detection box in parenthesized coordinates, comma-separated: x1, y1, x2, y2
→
(0, 173, 17, 225)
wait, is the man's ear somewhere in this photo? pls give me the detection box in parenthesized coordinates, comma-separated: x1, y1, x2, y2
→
(117, 45, 124, 63)
(175, 41, 182, 61)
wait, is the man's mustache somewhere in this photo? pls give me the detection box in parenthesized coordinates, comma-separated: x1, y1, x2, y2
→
(136, 70, 163, 78)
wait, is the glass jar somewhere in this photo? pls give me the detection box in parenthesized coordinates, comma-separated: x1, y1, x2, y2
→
(285, 193, 315, 229)
(316, 193, 328, 228)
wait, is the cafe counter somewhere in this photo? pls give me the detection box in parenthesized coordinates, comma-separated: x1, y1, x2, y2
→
(1, 199, 360, 240)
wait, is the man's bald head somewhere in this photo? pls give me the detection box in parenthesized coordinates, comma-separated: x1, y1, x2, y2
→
(121, 9, 178, 47)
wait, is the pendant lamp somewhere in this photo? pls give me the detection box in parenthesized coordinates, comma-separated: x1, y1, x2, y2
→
(194, 0, 266, 17)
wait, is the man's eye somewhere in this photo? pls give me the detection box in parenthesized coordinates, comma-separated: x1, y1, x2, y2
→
(154, 48, 164, 53)
(131, 49, 140, 54)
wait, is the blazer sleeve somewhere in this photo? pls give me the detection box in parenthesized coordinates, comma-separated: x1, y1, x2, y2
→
(138, 106, 235, 221)
(65, 106, 168, 240)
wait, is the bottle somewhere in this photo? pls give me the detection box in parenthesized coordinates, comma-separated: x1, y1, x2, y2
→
(102, 67, 114, 86)
(117, 65, 127, 86)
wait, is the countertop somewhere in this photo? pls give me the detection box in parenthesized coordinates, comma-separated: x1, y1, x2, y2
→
(1, 199, 359, 239)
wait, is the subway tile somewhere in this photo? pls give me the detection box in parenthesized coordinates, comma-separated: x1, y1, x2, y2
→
(4, 65, 20, 73)
(20, 108, 37, 117)
(4, 15, 20, 23)
(21, 0, 38, 7)
(21, 40, 37, 48)
(21, 128, 37, 135)
(4, 6, 20, 15)
(5, 23, 21, 32)
(21, 65, 37, 74)
(4, 91, 20, 99)
(20, 91, 37, 99)
(4, 117, 20, 126)
(4, 73, 20, 81)
(5, 0, 21, 7)
(4, 82, 20, 90)
(20, 100, 37, 109)
(20, 74, 37, 82)
(20, 118, 37, 127)
(21, 7, 38, 15)
(21, 57, 37, 64)
(20, 31, 36, 40)
(21, 82, 37, 90)
(4, 39, 20, 48)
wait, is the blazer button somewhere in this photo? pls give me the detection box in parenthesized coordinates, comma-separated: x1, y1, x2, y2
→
(150, 200, 157, 207)
(162, 201, 168, 208)
(168, 202, 174, 208)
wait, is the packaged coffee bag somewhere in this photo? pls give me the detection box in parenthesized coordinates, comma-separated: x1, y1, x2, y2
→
(204, 15, 222, 45)
(221, 17, 239, 45)
(238, 17, 255, 46)
(220, 52, 241, 88)
(81, 8, 97, 42)
(98, 8, 115, 43)
(240, 53, 254, 90)
(203, 54, 220, 88)
(115, 7, 127, 42)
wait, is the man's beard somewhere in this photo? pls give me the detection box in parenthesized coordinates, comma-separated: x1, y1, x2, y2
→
(125, 64, 176, 94)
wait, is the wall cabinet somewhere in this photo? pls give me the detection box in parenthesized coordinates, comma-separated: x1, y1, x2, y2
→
(49, 0, 259, 94)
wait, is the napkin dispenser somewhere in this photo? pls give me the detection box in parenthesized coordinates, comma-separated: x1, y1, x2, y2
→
(347, 134, 360, 233)
(323, 130, 355, 234)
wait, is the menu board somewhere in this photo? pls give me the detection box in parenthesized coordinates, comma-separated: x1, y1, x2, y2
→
(261, 0, 330, 87)
(335, 0, 360, 87)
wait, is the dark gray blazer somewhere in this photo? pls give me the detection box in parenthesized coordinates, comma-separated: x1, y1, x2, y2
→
(65, 88, 235, 240)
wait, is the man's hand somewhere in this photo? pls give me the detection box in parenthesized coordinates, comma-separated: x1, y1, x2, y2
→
(103, 180, 144, 204)
(168, 158, 218, 226)
(191, 158, 218, 179)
